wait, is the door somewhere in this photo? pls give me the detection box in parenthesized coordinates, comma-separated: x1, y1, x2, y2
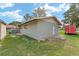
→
(52, 25, 56, 35)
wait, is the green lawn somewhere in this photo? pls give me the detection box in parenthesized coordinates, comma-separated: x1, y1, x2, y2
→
(0, 30, 79, 56)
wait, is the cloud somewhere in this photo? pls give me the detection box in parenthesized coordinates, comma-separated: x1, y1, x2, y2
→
(35, 3, 70, 16)
(0, 3, 15, 9)
(44, 3, 70, 12)
(43, 4, 60, 12)
(0, 10, 23, 22)
(46, 12, 52, 16)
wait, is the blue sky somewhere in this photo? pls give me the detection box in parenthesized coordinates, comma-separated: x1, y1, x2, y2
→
(0, 3, 70, 24)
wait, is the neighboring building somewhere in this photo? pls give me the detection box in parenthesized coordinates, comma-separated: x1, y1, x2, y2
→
(6, 25, 16, 29)
(7, 21, 21, 34)
(6, 25, 16, 34)
(20, 16, 61, 40)
(6, 25, 20, 34)
(0, 20, 6, 40)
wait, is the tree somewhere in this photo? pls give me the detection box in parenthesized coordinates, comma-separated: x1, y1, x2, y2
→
(64, 4, 79, 27)
(23, 7, 46, 22)
(33, 7, 46, 17)
(24, 13, 32, 21)
(9, 21, 21, 28)
(9, 21, 21, 25)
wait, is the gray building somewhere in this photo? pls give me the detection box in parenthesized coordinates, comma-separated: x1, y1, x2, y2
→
(20, 16, 61, 40)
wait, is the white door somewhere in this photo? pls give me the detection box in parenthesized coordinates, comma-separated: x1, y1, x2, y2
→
(52, 25, 56, 35)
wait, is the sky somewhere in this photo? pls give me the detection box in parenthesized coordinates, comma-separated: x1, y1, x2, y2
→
(0, 3, 70, 24)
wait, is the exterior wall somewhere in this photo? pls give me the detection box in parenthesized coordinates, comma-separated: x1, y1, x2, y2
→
(52, 24, 58, 36)
(20, 20, 38, 40)
(43, 18, 58, 25)
(37, 20, 52, 40)
(0, 23, 6, 40)
(37, 20, 58, 40)
(20, 19, 58, 40)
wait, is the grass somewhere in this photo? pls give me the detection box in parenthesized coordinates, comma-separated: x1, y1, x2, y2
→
(0, 30, 79, 56)
(58, 29, 79, 56)
(0, 35, 65, 56)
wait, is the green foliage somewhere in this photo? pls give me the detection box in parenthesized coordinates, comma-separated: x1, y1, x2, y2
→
(64, 4, 79, 27)
(9, 21, 21, 26)
(0, 31, 79, 55)
(24, 13, 32, 21)
(0, 35, 65, 56)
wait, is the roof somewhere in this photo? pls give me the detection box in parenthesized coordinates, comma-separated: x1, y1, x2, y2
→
(21, 16, 61, 25)
(0, 19, 6, 25)
(6, 25, 16, 29)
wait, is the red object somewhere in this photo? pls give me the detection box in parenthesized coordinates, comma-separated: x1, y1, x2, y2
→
(65, 24, 76, 34)
(6, 25, 16, 29)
